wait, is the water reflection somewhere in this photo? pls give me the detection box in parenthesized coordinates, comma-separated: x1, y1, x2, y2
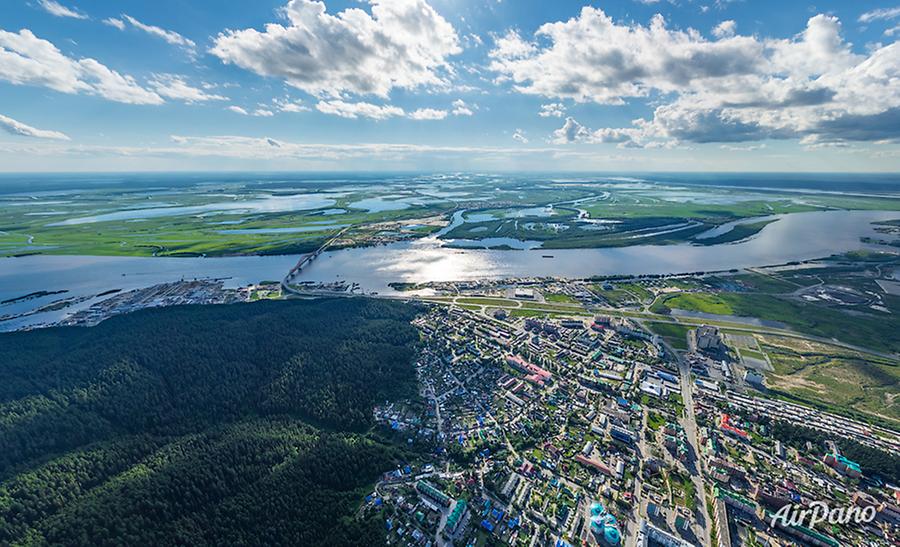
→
(295, 210, 900, 293)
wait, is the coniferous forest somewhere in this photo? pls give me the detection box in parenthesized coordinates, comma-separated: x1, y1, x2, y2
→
(0, 298, 423, 546)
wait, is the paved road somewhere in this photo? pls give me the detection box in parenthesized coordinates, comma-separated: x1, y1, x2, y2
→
(650, 330, 711, 547)
(675, 349, 711, 547)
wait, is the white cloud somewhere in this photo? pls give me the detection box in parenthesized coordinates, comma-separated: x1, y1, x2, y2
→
(488, 29, 536, 62)
(551, 117, 591, 144)
(409, 108, 448, 120)
(316, 100, 405, 120)
(712, 20, 736, 38)
(157, 135, 558, 160)
(489, 8, 765, 104)
(4, 133, 892, 171)
(118, 15, 196, 55)
(38, 0, 87, 20)
(7, 135, 562, 164)
(226, 105, 274, 117)
(859, 7, 900, 23)
(150, 74, 227, 103)
(451, 99, 475, 116)
(491, 9, 900, 146)
(0, 29, 163, 104)
(539, 103, 566, 117)
(210, 0, 461, 98)
(512, 129, 528, 143)
(720, 143, 766, 151)
(273, 97, 310, 113)
(102, 18, 125, 30)
(0, 113, 70, 140)
(463, 33, 483, 48)
(550, 117, 648, 147)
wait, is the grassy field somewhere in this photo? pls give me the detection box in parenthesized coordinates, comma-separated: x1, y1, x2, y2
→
(617, 282, 654, 301)
(544, 293, 579, 304)
(760, 335, 899, 427)
(592, 285, 641, 307)
(582, 195, 816, 220)
(442, 213, 715, 249)
(655, 291, 900, 354)
(740, 348, 767, 362)
(723, 272, 800, 293)
(693, 219, 778, 246)
(647, 411, 666, 431)
(645, 321, 691, 350)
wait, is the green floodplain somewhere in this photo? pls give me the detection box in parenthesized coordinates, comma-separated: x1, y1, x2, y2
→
(2, 174, 900, 258)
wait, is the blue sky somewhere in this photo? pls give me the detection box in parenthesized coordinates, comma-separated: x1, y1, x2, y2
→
(0, 0, 899, 172)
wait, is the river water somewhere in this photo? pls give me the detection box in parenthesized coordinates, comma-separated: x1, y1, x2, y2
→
(294, 210, 900, 292)
(0, 209, 897, 330)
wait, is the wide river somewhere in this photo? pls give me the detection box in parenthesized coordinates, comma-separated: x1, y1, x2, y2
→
(0, 209, 897, 330)
(297, 210, 900, 291)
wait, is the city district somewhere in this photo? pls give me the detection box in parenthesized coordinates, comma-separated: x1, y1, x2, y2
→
(364, 280, 900, 547)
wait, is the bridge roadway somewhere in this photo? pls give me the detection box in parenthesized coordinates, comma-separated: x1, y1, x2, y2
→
(281, 226, 352, 294)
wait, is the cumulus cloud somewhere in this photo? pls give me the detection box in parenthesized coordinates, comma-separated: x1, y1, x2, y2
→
(316, 100, 405, 120)
(210, 0, 461, 98)
(451, 99, 475, 116)
(0, 113, 70, 140)
(38, 0, 87, 20)
(489, 29, 536, 62)
(551, 117, 592, 144)
(0, 28, 163, 104)
(150, 74, 227, 103)
(272, 97, 310, 113)
(489, 9, 765, 104)
(712, 20, 736, 38)
(227, 105, 249, 115)
(550, 117, 647, 147)
(490, 8, 900, 146)
(539, 103, 566, 117)
(512, 129, 528, 143)
(409, 108, 448, 120)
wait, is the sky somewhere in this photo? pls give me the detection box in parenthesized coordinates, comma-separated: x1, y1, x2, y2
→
(0, 0, 899, 172)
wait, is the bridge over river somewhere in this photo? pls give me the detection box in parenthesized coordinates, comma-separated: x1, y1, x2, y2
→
(281, 226, 352, 294)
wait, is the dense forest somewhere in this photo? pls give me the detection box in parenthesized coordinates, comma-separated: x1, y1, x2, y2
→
(0, 298, 423, 546)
